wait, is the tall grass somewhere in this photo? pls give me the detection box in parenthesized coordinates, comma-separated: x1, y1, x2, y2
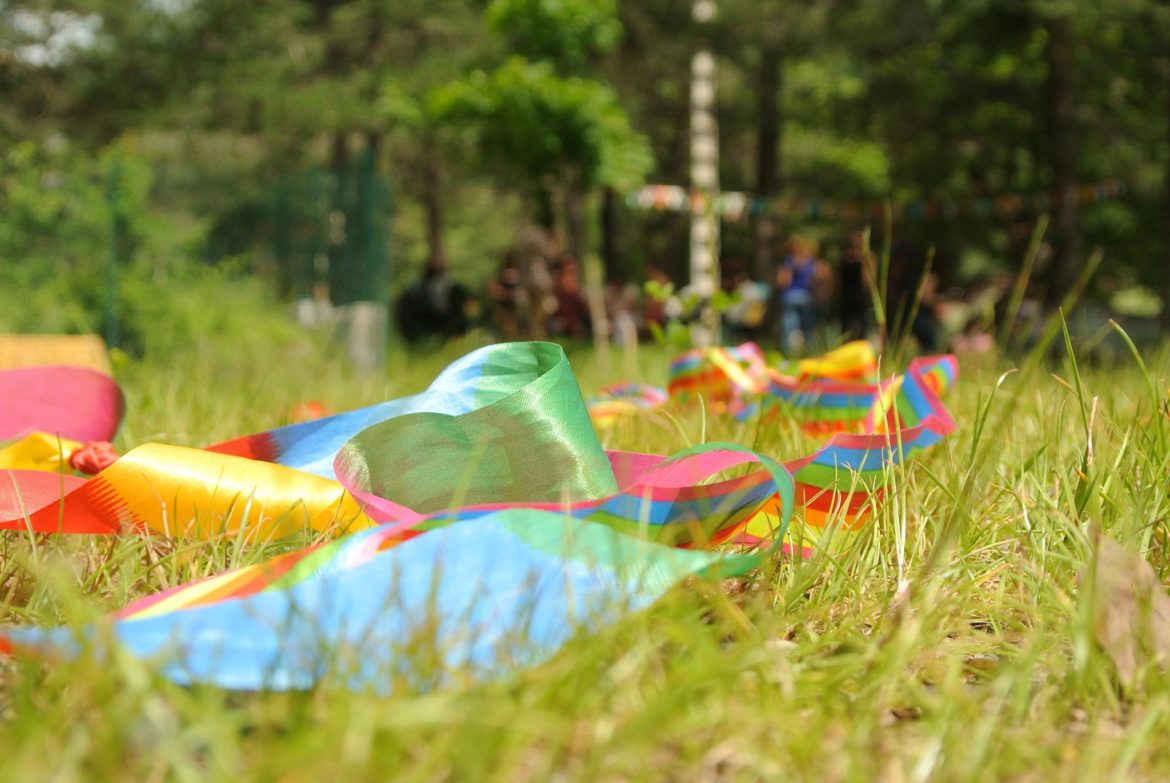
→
(3, 327, 1170, 781)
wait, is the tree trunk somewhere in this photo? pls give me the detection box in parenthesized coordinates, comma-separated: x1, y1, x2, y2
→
(601, 186, 619, 280)
(754, 46, 783, 283)
(565, 177, 585, 262)
(1044, 15, 1082, 307)
(1163, 81, 1170, 328)
(424, 157, 446, 269)
(534, 185, 557, 233)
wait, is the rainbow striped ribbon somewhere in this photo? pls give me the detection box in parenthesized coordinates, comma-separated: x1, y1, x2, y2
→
(0, 344, 799, 691)
(589, 342, 958, 554)
(0, 341, 954, 691)
(2, 511, 772, 692)
(592, 340, 884, 429)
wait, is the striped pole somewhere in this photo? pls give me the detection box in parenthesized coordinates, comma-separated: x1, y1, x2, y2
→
(690, 0, 719, 344)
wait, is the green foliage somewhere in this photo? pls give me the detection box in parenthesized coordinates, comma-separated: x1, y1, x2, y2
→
(486, 0, 623, 72)
(0, 138, 300, 357)
(0, 140, 144, 266)
(4, 0, 1170, 308)
(432, 56, 653, 192)
(380, 82, 430, 130)
(643, 278, 741, 350)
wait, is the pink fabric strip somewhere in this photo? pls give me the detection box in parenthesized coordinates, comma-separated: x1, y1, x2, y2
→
(0, 366, 124, 443)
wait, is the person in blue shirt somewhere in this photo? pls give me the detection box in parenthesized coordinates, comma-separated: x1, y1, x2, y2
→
(775, 235, 831, 354)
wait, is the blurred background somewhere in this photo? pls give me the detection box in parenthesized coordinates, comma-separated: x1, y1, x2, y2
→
(2, 0, 1168, 358)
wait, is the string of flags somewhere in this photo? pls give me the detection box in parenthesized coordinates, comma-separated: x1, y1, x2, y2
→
(626, 179, 1128, 223)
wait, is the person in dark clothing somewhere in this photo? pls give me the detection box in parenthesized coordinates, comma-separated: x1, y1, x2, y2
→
(396, 260, 471, 342)
(489, 252, 523, 340)
(838, 231, 869, 341)
(887, 242, 942, 352)
(549, 257, 591, 339)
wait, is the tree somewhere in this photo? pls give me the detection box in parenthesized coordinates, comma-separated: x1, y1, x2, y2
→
(433, 0, 653, 263)
(486, 0, 622, 74)
(433, 57, 651, 259)
(716, 0, 835, 281)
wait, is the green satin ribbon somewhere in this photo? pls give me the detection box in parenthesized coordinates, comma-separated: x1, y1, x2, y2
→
(336, 341, 618, 514)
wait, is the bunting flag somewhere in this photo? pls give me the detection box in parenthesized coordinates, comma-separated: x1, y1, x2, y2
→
(0, 339, 954, 692)
(626, 179, 1129, 223)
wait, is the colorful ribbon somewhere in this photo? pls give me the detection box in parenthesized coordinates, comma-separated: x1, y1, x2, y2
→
(0, 431, 85, 473)
(668, 340, 882, 427)
(1, 343, 605, 538)
(0, 344, 793, 688)
(0, 365, 123, 444)
(0, 340, 955, 692)
(584, 384, 668, 429)
(2, 510, 773, 692)
(106, 444, 791, 624)
(590, 341, 885, 431)
(589, 342, 958, 551)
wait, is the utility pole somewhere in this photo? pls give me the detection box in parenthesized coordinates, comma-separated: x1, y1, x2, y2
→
(690, 0, 720, 345)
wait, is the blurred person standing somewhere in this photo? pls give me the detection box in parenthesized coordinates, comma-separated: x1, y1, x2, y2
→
(396, 260, 471, 342)
(838, 231, 869, 341)
(721, 256, 769, 343)
(642, 266, 673, 334)
(488, 252, 522, 340)
(549, 257, 591, 339)
(604, 274, 641, 348)
(775, 235, 831, 354)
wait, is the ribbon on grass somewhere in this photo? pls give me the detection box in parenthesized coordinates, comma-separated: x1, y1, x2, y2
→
(592, 340, 886, 430)
(584, 384, 667, 429)
(109, 443, 795, 625)
(740, 353, 957, 551)
(0, 365, 124, 444)
(0, 340, 956, 560)
(1, 508, 781, 693)
(0, 341, 955, 557)
(0, 340, 954, 692)
(0, 343, 612, 539)
(1, 350, 798, 692)
(0, 343, 793, 548)
(0, 445, 791, 696)
(589, 342, 958, 552)
(0, 432, 85, 473)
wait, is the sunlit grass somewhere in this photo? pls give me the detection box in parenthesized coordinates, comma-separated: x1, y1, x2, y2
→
(3, 327, 1170, 780)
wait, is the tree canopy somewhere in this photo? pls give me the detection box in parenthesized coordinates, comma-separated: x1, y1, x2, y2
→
(2, 0, 1169, 314)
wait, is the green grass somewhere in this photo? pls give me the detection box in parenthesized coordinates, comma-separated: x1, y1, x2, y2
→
(3, 327, 1170, 781)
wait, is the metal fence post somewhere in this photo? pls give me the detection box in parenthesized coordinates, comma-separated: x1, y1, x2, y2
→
(104, 156, 123, 350)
